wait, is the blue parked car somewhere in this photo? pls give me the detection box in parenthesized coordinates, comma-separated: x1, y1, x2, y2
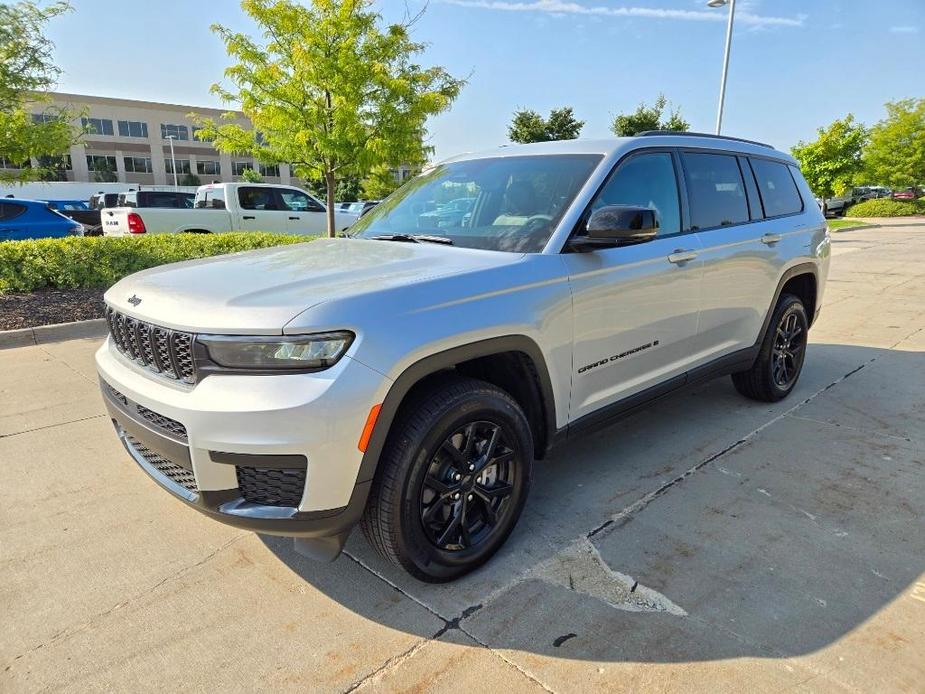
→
(0, 198, 84, 241)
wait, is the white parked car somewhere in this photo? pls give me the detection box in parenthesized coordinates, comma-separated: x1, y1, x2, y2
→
(101, 182, 356, 236)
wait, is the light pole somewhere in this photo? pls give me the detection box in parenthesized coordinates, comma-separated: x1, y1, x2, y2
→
(165, 134, 179, 189)
(708, 0, 736, 135)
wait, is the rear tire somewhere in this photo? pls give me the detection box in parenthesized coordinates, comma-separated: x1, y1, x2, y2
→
(732, 294, 808, 402)
(360, 376, 533, 582)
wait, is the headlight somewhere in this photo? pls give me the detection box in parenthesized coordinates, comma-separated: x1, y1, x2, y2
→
(198, 331, 354, 371)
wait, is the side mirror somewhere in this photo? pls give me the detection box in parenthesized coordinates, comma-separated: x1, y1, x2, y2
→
(568, 205, 659, 252)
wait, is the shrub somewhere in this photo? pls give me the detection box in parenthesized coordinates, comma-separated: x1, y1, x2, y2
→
(0, 232, 309, 294)
(845, 198, 925, 218)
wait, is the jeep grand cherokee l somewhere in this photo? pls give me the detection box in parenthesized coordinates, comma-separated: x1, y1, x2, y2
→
(97, 132, 829, 582)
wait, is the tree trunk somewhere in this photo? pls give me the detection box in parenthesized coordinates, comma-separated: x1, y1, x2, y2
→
(325, 171, 336, 238)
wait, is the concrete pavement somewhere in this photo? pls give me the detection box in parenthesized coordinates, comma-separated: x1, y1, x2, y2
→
(2, 224, 924, 692)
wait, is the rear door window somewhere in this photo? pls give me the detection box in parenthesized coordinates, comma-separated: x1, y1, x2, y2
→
(238, 187, 278, 210)
(681, 152, 749, 230)
(749, 158, 804, 217)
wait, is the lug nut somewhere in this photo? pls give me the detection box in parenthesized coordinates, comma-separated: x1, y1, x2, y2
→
(467, 494, 473, 501)
(454, 473, 461, 481)
(453, 492, 460, 500)
(468, 464, 475, 471)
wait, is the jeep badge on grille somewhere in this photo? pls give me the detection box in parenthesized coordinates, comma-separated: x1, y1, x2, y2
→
(127, 295, 142, 306)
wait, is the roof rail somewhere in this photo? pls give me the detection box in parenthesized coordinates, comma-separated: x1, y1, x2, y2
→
(637, 130, 774, 149)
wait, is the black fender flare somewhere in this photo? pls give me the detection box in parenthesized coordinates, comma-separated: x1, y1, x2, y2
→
(757, 262, 820, 342)
(355, 335, 557, 485)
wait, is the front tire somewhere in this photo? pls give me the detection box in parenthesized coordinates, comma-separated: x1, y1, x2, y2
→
(732, 294, 808, 402)
(360, 376, 533, 582)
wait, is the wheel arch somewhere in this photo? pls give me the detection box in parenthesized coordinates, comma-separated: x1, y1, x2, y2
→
(356, 335, 557, 485)
(759, 263, 819, 341)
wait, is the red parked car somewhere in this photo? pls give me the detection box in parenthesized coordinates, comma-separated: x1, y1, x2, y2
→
(892, 187, 923, 200)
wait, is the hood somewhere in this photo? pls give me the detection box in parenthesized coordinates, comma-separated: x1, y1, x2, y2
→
(104, 238, 523, 333)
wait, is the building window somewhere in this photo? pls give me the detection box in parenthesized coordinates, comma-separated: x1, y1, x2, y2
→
(86, 154, 117, 171)
(81, 117, 114, 136)
(164, 158, 191, 175)
(232, 161, 254, 176)
(259, 163, 280, 177)
(32, 113, 58, 124)
(0, 156, 28, 169)
(196, 160, 221, 176)
(160, 123, 189, 140)
(38, 154, 72, 170)
(118, 120, 149, 138)
(124, 156, 153, 173)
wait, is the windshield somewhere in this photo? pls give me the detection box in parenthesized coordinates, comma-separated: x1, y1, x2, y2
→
(351, 154, 601, 252)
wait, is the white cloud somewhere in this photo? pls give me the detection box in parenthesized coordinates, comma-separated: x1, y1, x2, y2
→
(889, 26, 919, 34)
(440, 0, 806, 28)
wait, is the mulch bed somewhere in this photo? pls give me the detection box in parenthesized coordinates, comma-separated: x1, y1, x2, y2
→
(0, 288, 106, 331)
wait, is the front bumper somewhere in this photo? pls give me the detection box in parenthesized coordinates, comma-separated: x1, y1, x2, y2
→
(96, 338, 390, 550)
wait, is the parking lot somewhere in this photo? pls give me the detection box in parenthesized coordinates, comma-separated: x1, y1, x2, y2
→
(2, 221, 924, 693)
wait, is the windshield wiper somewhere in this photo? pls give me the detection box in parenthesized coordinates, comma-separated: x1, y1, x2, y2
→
(370, 233, 453, 245)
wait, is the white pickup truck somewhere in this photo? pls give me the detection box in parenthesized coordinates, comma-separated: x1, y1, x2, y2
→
(101, 182, 357, 237)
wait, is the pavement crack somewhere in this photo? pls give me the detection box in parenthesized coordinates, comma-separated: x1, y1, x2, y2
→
(0, 414, 106, 439)
(3, 533, 247, 667)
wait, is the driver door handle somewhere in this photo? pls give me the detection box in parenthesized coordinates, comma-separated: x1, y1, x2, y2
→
(667, 249, 698, 265)
(242, 215, 256, 220)
(761, 233, 782, 245)
(288, 216, 300, 220)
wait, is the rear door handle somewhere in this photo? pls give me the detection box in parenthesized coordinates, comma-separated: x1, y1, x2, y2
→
(242, 215, 256, 220)
(667, 249, 698, 264)
(288, 216, 300, 220)
(761, 233, 782, 245)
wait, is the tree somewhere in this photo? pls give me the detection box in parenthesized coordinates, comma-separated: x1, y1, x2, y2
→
(239, 167, 263, 183)
(362, 165, 402, 199)
(0, 1, 80, 183)
(791, 115, 867, 203)
(508, 106, 584, 143)
(92, 158, 117, 183)
(180, 172, 202, 187)
(611, 94, 689, 137)
(192, 0, 464, 236)
(862, 99, 925, 189)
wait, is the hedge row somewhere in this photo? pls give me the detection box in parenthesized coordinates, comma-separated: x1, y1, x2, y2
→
(0, 233, 309, 294)
(844, 198, 925, 218)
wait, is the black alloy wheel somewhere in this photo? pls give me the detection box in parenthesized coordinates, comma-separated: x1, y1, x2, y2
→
(420, 421, 517, 552)
(771, 310, 806, 389)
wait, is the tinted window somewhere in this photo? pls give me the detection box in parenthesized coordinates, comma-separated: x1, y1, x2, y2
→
(591, 152, 680, 237)
(0, 202, 27, 221)
(196, 187, 226, 209)
(682, 152, 749, 229)
(750, 158, 803, 217)
(352, 154, 602, 253)
(279, 190, 322, 212)
(238, 187, 278, 210)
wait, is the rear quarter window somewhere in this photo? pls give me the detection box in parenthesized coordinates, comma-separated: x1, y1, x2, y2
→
(0, 202, 27, 221)
(750, 158, 804, 217)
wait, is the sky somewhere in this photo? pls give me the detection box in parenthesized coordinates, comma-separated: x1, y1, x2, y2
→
(46, 0, 924, 161)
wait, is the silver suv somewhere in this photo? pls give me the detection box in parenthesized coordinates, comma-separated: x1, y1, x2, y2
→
(97, 132, 830, 582)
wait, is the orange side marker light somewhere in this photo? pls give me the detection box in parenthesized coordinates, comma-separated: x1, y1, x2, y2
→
(358, 404, 382, 452)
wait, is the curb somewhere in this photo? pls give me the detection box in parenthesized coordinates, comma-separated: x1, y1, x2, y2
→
(0, 318, 107, 350)
(831, 223, 879, 233)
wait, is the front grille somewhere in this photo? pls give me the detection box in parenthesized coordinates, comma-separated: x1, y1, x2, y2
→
(104, 381, 187, 441)
(236, 467, 306, 507)
(125, 434, 198, 494)
(106, 307, 196, 384)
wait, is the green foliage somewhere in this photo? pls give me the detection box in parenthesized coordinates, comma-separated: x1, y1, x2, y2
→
(335, 174, 363, 202)
(361, 165, 402, 200)
(179, 172, 202, 187)
(844, 198, 925, 218)
(0, 1, 80, 183)
(611, 94, 689, 137)
(862, 99, 925, 190)
(191, 0, 464, 237)
(791, 115, 867, 200)
(508, 106, 584, 143)
(0, 233, 307, 294)
(239, 167, 263, 183)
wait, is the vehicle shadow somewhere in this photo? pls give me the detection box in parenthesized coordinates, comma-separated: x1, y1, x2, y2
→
(260, 342, 925, 664)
